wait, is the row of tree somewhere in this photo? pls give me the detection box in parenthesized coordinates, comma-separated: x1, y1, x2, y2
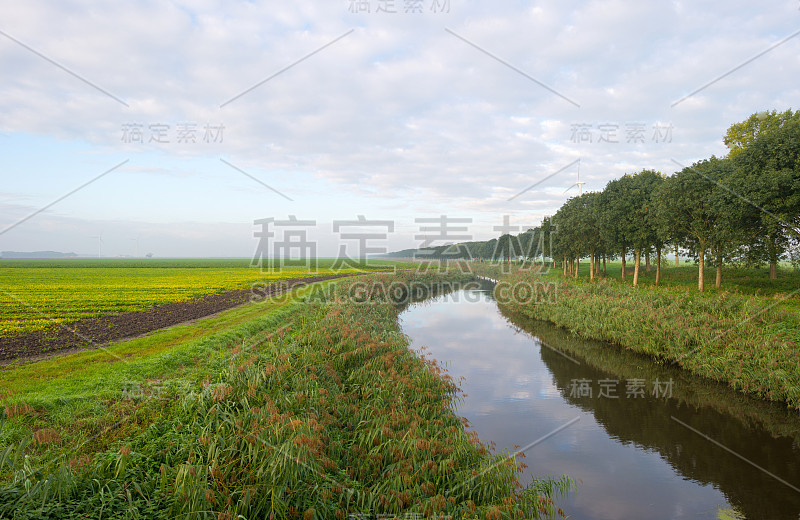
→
(387, 110, 799, 292)
(546, 109, 800, 291)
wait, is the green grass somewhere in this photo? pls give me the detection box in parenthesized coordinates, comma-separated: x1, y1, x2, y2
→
(502, 310, 800, 444)
(0, 258, 410, 337)
(473, 262, 800, 409)
(0, 271, 573, 519)
(548, 260, 800, 302)
(0, 281, 338, 474)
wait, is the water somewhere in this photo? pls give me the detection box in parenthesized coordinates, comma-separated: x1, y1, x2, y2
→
(399, 281, 800, 520)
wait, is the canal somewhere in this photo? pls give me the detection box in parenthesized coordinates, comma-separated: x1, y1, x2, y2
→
(400, 280, 800, 519)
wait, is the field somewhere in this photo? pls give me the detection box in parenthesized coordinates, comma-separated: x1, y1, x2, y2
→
(0, 270, 572, 519)
(0, 258, 400, 339)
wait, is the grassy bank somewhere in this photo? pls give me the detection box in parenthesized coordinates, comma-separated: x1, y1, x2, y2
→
(0, 280, 332, 472)
(501, 310, 800, 444)
(472, 263, 800, 409)
(1, 271, 571, 519)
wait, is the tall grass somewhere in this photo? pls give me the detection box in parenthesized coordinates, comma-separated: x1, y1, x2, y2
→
(473, 264, 800, 409)
(0, 271, 572, 519)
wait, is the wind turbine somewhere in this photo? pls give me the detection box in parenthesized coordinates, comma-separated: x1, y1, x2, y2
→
(89, 234, 103, 258)
(131, 235, 141, 257)
(564, 159, 585, 196)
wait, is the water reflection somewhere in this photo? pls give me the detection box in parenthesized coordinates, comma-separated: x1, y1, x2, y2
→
(400, 283, 800, 520)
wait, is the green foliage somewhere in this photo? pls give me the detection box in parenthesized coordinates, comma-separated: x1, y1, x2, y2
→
(552, 192, 602, 259)
(729, 109, 800, 270)
(723, 109, 796, 158)
(598, 173, 639, 258)
(654, 157, 742, 289)
(387, 109, 800, 289)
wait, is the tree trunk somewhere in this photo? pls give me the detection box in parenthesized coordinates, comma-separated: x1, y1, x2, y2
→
(621, 249, 627, 281)
(589, 251, 595, 281)
(675, 246, 679, 266)
(603, 255, 607, 275)
(698, 247, 705, 292)
(768, 237, 778, 280)
(655, 246, 662, 287)
(633, 249, 641, 287)
(645, 250, 650, 273)
(575, 257, 580, 278)
(563, 256, 568, 277)
(715, 247, 722, 289)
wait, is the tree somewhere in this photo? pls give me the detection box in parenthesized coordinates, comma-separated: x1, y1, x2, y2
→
(724, 109, 797, 158)
(579, 192, 604, 281)
(627, 170, 664, 287)
(729, 109, 800, 279)
(552, 198, 584, 278)
(539, 216, 558, 269)
(492, 234, 525, 263)
(551, 202, 575, 277)
(599, 171, 662, 286)
(599, 176, 637, 282)
(655, 157, 739, 291)
(641, 173, 668, 286)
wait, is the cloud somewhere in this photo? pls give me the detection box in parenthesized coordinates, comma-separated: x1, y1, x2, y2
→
(1, 0, 798, 254)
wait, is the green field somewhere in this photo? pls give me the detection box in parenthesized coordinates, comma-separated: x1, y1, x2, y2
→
(0, 270, 571, 519)
(0, 258, 404, 338)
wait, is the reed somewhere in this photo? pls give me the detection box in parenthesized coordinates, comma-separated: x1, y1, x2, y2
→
(472, 264, 800, 409)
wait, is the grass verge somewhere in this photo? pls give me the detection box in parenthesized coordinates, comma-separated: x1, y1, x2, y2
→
(472, 263, 800, 409)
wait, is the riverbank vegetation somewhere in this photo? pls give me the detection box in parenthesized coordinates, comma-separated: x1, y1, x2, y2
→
(471, 262, 800, 410)
(0, 271, 572, 519)
(501, 309, 800, 444)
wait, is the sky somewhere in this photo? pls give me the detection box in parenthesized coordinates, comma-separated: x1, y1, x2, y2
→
(1, 0, 798, 258)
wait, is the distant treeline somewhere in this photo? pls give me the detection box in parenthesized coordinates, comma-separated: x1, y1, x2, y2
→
(0, 251, 78, 258)
(382, 231, 549, 263)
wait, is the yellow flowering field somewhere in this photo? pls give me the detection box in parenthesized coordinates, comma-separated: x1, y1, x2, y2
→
(0, 259, 392, 338)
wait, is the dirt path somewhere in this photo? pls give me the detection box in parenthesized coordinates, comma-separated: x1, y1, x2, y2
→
(0, 273, 358, 363)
